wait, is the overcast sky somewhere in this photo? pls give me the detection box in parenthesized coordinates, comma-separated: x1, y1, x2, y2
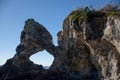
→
(0, 0, 117, 66)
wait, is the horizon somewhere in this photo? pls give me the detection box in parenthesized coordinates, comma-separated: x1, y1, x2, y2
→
(0, 0, 119, 66)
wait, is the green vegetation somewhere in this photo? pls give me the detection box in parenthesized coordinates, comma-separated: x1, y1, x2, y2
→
(106, 11, 120, 16)
(101, 4, 120, 16)
(68, 5, 120, 23)
(68, 7, 93, 23)
(69, 11, 87, 23)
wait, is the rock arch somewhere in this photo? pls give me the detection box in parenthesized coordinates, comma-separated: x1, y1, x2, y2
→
(30, 50, 54, 67)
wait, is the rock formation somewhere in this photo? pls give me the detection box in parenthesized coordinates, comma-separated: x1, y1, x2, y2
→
(0, 8, 120, 80)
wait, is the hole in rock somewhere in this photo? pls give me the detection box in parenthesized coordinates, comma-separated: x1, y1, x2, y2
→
(30, 50, 54, 69)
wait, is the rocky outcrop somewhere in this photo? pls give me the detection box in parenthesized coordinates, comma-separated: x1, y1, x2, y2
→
(0, 9, 120, 80)
(0, 19, 54, 80)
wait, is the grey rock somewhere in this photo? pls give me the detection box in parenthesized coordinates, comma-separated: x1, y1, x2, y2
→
(0, 11, 120, 80)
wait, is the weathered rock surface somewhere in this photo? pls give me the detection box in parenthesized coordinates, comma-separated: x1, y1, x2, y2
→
(0, 9, 120, 80)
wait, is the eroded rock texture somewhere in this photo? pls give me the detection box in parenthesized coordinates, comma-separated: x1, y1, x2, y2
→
(0, 19, 56, 80)
(0, 11, 120, 80)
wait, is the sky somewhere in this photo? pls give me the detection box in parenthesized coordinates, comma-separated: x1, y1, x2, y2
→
(0, 0, 118, 66)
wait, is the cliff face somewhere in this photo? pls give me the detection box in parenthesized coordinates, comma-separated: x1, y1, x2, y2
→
(52, 14, 120, 80)
(0, 10, 120, 80)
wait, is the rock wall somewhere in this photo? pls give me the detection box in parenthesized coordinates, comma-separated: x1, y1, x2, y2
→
(0, 12, 120, 80)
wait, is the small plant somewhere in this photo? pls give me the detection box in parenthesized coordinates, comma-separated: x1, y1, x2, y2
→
(102, 4, 120, 16)
(105, 10, 120, 16)
(106, 11, 115, 16)
(68, 7, 92, 23)
(68, 5, 120, 24)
